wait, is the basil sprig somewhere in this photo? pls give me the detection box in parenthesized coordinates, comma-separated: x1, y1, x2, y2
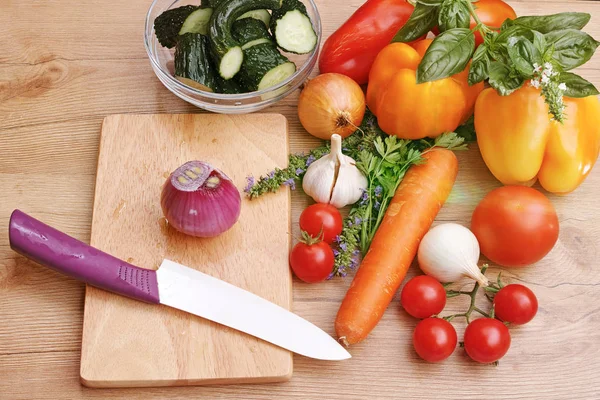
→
(392, 2, 439, 43)
(393, 7, 599, 121)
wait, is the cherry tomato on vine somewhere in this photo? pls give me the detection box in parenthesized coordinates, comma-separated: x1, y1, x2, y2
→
(431, 0, 517, 47)
(413, 318, 457, 362)
(470, 0, 517, 46)
(464, 318, 511, 363)
(401, 276, 447, 319)
(493, 284, 538, 325)
(289, 235, 334, 283)
(299, 203, 343, 244)
(471, 186, 559, 267)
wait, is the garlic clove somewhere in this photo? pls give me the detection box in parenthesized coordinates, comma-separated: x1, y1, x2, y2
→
(302, 151, 337, 204)
(330, 158, 368, 208)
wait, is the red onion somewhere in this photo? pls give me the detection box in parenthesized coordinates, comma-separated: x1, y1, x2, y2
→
(161, 161, 241, 237)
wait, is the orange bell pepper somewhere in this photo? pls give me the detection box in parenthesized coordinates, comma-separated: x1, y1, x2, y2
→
(475, 85, 600, 194)
(367, 40, 484, 140)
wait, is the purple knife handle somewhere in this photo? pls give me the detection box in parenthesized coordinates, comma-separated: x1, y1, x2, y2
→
(8, 210, 160, 304)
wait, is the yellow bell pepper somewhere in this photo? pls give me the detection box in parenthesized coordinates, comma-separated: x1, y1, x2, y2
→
(475, 85, 600, 194)
(367, 40, 484, 139)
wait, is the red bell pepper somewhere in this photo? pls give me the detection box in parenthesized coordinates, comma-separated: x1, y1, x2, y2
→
(318, 0, 417, 85)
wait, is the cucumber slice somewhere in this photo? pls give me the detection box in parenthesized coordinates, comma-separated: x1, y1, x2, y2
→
(237, 9, 271, 27)
(241, 38, 271, 50)
(216, 76, 244, 94)
(232, 18, 271, 43)
(258, 61, 296, 90)
(271, 0, 317, 54)
(209, 0, 283, 80)
(154, 5, 198, 48)
(231, 17, 295, 92)
(179, 7, 214, 36)
(238, 43, 295, 91)
(174, 33, 218, 92)
(201, 0, 223, 7)
(219, 47, 244, 80)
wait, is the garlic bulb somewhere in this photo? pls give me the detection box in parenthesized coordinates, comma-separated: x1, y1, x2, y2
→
(302, 134, 367, 208)
(417, 223, 488, 286)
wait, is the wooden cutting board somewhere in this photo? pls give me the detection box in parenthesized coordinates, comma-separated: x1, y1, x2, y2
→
(80, 114, 293, 388)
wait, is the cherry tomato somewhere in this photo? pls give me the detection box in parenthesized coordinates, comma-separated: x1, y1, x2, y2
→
(431, 0, 517, 47)
(413, 318, 457, 362)
(289, 240, 334, 283)
(299, 204, 343, 244)
(494, 284, 538, 325)
(401, 276, 447, 319)
(319, 0, 418, 84)
(470, 0, 517, 46)
(464, 318, 511, 363)
(471, 186, 559, 267)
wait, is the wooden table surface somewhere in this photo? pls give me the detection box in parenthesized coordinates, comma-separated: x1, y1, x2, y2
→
(2, 0, 600, 399)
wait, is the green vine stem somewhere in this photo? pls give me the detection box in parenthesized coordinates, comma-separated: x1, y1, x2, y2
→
(466, 0, 493, 35)
(443, 264, 492, 323)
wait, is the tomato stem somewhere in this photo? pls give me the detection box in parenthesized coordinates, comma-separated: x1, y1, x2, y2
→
(442, 264, 491, 324)
(466, 1, 492, 35)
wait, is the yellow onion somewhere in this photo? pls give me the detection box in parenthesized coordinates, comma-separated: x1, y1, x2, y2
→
(161, 161, 241, 237)
(298, 73, 366, 140)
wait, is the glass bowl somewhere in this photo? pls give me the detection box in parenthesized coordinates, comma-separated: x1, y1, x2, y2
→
(144, 0, 322, 114)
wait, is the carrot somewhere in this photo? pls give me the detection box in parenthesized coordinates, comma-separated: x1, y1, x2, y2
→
(335, 148, 459, 345)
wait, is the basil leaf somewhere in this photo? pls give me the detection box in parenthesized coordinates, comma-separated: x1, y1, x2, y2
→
(559, 72, 600, 98)
(500, 18, 514, 30)
(438, 0, 470, 32)
(507, 37, 542, 77)
(532, 30, 546, 55)
(468, 44, 491, 85)
(496, 25, 534, 44)
(417, 0, 443, 5)
(392, 3, 439, 43)
(417, 28, 475, 83)
(509, 12, 591, 34)
(545, 29, 600, 70)
(488, 62, 524, 96)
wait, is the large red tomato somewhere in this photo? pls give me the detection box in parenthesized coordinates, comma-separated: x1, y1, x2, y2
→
(471, 186, 559, 267)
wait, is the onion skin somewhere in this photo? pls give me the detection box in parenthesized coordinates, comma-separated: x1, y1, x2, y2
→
(298, 73, 366, 140)
(161, 161, 241, 238)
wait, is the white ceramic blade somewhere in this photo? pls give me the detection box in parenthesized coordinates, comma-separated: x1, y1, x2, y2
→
(156, 259, 351, 361)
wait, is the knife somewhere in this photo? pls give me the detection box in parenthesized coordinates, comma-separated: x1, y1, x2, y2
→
(8, 209, 351, 361)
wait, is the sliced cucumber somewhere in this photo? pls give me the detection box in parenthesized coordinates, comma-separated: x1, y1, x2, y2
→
(218, 46, 244, 80)
(237, 9, 271, 27)
(201, 0, 223, 7)
(209, 0, 283, 80)
(154, 5, 198, 48)
(270, 0, 317, 54)
(232, 17, 272, 43)
(174, 33, 218, 92)
(258, 61, 296, 90)
(242, 38, 271, 50)
(237, 43, 295, 91)
(232, 18, 296, 92)
(179, 7, 214, 36)
(216, 76, 243, 94)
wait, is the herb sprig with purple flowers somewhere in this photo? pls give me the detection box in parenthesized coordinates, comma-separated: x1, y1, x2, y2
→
(244, 110, 468, 277)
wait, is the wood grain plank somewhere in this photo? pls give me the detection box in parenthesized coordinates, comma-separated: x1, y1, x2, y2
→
(2, 0, 600, 398)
